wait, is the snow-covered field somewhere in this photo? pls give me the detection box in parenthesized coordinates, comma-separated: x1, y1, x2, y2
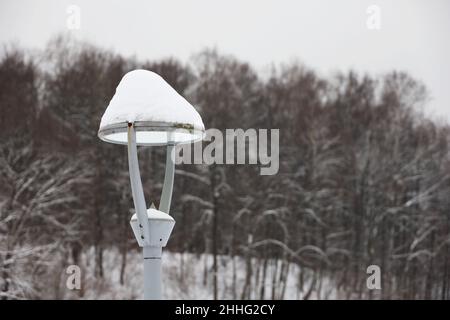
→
(65, 248, 338, 300)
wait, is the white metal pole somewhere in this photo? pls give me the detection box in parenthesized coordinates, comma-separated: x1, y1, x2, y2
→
(143, 246, 162, 300)
(127, 124, 175, 300)
(127, 122, 163, 299)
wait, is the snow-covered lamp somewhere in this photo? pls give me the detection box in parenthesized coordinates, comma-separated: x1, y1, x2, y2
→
(98, 69, 205, 299)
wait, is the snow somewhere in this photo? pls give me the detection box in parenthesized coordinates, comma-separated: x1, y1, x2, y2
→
(130, 208, 175, 221)
(65, 248, 339, 300)
(99, 69, 205, 133)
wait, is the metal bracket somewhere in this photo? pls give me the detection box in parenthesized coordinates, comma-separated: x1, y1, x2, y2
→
(127, 123, 151, 245)
(127, 124, 176, 245)
(159, 141, 175, 214)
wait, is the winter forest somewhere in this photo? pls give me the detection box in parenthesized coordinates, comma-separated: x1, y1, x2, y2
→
(1, 36, 449, 300)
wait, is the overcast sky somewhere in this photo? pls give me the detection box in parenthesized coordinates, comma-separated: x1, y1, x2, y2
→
(1, 0, 449, 122)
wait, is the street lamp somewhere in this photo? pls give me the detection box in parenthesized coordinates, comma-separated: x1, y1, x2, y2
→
(98, 69, 205, 299)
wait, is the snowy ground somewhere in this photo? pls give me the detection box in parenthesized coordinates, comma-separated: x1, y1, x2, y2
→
(65, 247, 338, 300)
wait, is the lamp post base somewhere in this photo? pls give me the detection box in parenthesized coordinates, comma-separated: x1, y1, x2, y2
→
(143, 246, 162, 300)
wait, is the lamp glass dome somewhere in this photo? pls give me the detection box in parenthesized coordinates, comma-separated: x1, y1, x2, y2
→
(98, 69, 205, 146)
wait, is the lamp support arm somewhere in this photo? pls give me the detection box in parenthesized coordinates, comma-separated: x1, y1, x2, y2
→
(127, 123, 151, 245)
(159, 143, 175, 214)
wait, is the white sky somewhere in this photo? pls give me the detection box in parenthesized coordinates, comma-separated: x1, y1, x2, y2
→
(1, 0, 449, 122)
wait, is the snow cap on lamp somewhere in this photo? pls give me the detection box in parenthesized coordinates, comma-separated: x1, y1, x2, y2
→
(98, 69, 205, 146)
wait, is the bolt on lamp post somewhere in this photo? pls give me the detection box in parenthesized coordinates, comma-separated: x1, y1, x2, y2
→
(98, 70, 205, 299)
